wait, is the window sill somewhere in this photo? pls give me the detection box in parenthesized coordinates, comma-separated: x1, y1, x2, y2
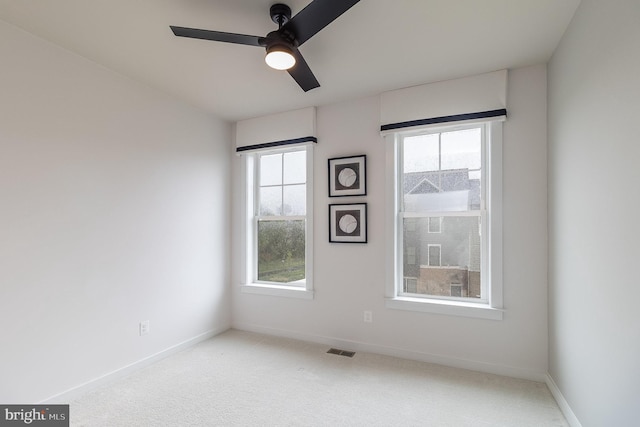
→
(385, 297, 503, 320)
(241, 283, 314, 300)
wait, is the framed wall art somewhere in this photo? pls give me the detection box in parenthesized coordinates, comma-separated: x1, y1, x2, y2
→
(329, 203, 367, 243)
(328, 155, 366, 197)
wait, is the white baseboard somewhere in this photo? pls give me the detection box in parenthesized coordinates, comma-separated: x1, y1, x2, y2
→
(41, 326, 229, 404)
(545, 374, 582, 427)
(231, 322, 547, 382)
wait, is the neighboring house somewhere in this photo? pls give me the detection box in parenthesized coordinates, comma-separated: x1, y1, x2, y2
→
(403, 169, 481, 298)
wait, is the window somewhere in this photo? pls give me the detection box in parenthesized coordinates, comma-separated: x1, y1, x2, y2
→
(450, 284, 463, 297)
(427, 244, 441, 267)
(242, 145, 313, 299)
(406, 246, 416, 265)
(403, 278, 417, 293)
(427, 216, 442, 233)
(385, 121, 503, 320)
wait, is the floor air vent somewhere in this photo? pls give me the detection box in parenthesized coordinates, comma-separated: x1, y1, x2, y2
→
(327, 348, 355, 357)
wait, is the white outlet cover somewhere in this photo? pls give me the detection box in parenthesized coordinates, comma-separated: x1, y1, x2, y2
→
(140, 320, 150, 335)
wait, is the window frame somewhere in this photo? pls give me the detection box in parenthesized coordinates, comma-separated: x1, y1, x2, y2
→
(241, 144, 314, 300)
(384, 120, 503, 320)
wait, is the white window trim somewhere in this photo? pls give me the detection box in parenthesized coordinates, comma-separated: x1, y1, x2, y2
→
(384, 121, 503, 320)
(240, 144, 314, 299)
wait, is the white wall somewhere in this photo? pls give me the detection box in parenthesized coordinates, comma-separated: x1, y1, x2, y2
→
(231, 64, 548, 380)
(548, 0, 640, 425)
(0, 20, 231, 403)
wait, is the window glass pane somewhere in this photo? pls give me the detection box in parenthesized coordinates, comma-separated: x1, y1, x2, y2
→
(428, 217, 442, 233)
(260, 154, 282, 186)
(259, 186, 281, 216)
(450, 285, 462, 297)
(283, 184, 306, 215)
(428, 245, 441, 266)
(441, 128, 481, 171)
(406, 247, 416, 265)
(257, 220, 305, 284)
(283, 151, 306, 185)
(403, 278, 417, 293)
(402, 129, 481, 213)
(402, 216, 481, 299)
(403, 175, 475, 212)
(403, 134, 439, 173)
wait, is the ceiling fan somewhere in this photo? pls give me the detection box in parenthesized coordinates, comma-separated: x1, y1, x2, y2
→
(170, 0, 361, 92)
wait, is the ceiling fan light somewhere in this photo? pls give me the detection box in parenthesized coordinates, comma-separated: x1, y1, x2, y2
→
(265, 45, 296, 70)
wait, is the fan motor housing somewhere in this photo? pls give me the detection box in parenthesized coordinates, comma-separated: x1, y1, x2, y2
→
(270, 4, 292, 26)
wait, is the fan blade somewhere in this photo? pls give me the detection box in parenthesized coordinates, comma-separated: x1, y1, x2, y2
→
(170, 26, 264, 47)
(287, 49, 320, 92)
(282, 0, 360, 46)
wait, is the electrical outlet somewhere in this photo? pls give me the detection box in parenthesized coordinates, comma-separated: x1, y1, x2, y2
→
(140, 320, 150, 336)
(363, 311, 373, 323)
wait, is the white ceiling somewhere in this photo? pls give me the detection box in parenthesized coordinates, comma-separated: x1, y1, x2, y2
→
(0, 0, 580, 122)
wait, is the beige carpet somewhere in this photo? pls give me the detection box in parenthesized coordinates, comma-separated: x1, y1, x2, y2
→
(70, 330, 568, 426)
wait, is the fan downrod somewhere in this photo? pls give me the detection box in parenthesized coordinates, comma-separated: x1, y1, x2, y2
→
(270, 3, 292, 27)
